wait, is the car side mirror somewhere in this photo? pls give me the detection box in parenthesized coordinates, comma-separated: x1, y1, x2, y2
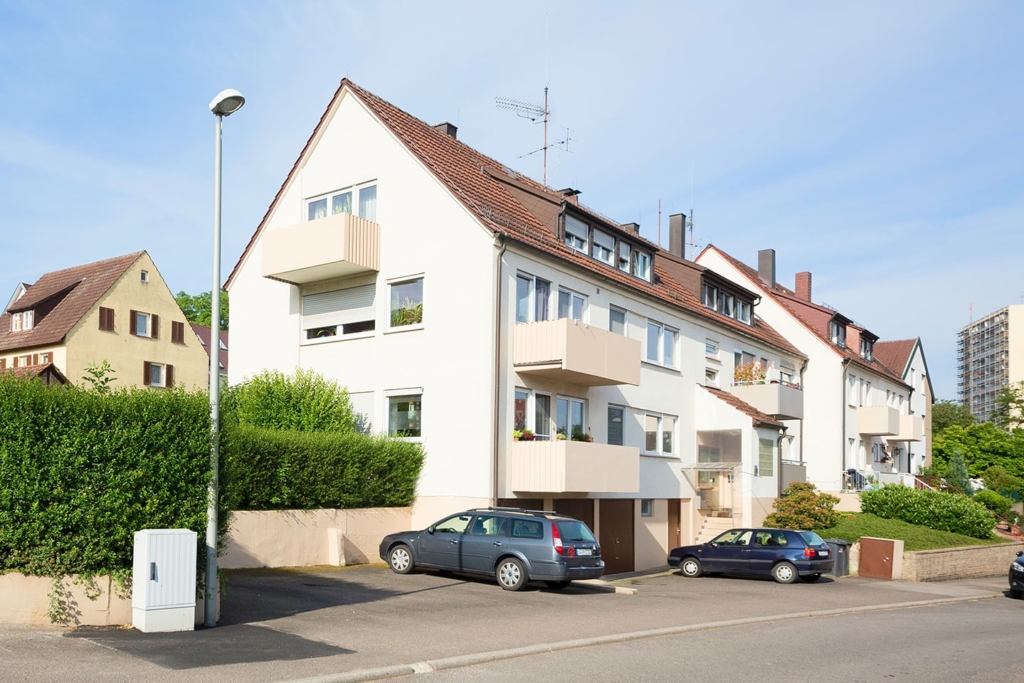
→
(1017, 550, 1022, 558)
(427, 526, 435, 535)
(708, 542, 717, 548)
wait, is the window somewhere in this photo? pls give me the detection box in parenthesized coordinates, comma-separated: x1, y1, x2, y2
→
(434, 514, 471, 535)
(557, 288, 587, 322)
(302, 284, 376, 342)
(388, 394, 421, 438)
(515, 273, 550, 323)
(349, 391, 374, 433)
(171, 320, 185, 344)
(720, 293, 734, 318)
(758, 438, 774, 477)
(705, 368, 718, 386)
(640, 499, 653, 517)
(514, 389, 552, 439)
(861, 337, 873, 361)
(848, 375, 857, 407)
(705, 340, 719, 358)
(645, 321, 678, 367)
(307, 182, 377, 223)
(609, 306, 626, 335)
(534, 393, 552, 440)
(830, 320, 847, 348)
(99, 307, 115, 332)
(556, 396, 586, 440)
(514, 389, 529, 432)
(736, 300, 752, 325)
(140, 270, 149, 283)
(11, 311, 33, 332)
(632, 250, 651, 281)
(644, 413, 675, 455)
(511, 519, 544, 539)
(130, 311, 158, 339)
(592, 229, 615, 265)
(608, 405, 624, 446)
(143, 361, 173, 389)
(469, 515, 509, 537)
(701, 283, 718, 310)
(618, 242, 631, 272)
(389, 277, 423, 328)
(564, 215, 589, 253)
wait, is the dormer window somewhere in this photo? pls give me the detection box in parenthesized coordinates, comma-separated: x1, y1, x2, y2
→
(861, 337, 873, 361)
(564, 215, 589, 253)
(618, 242, 631, 272)
(830, 320, 847, 348)
(11, 311, 33, 332)
(702, 283, 718, 309)
(592, 229, 614, 265)
(736, 300, 752, 325)
(632, 250, 651, 281)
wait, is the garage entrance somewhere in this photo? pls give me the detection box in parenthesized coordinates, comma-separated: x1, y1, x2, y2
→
(553, 499, 595, 530)
(598, 499, 635, 575)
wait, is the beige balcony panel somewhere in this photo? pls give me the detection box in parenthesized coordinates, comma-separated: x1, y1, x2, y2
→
(508, 440, 640, 494)
(513, 319, 641, 387)
(261, 213, 380, 285)
(858, 405, 900, 436)
(731, 382, 804, 420)
(887, 414, 925, 442)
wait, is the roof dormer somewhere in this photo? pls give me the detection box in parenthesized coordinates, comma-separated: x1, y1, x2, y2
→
(560, 210, 653, 283)
(700, 271, 758, 326)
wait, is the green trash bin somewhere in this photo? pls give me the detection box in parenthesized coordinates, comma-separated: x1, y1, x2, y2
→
(823, 538, 850, 577)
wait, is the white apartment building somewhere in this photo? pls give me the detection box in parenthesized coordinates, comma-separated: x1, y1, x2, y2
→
(227, 80, 809, 573)
(696, 247, 930, 492)
(957, 305, 1024, 422)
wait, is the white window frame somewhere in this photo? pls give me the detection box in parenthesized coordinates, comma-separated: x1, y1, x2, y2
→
(632, 250, 651, 281)
(302, 284, 377, 345)
(861, 337, 873, 361)
(11, 311, 33, 332)
(702, 283, 718, 310)
(515, 272, 552, 324)
(514, 388, 554, 440)
(592, 229, 615, 265)
(149, 362, 165, 388)
(736, 299, 752, 325)
(618, 242, 631, 272)
(705, 367, 719, 387)
(135, 311, 152, 338)
(645, 320, 678, 368)
(830, 320, 847, 348)
(557, 287, 587, 322)
(387, 275, 424, 332)
(609, 305, 627, 335)
(556, 395, 587, 440)
(386, 389, 423, 441)
(644, 411, 676, 456)
(306, 180, 378, 223)
(564, 215, 589, 253)
(640, 499, 653, 517)
(757, 438, 774, 477)
(140, 270, 149, 283)
(705, 340, 719, 359)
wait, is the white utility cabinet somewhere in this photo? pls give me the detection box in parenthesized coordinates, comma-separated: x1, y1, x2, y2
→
(132, 529, 197, 632)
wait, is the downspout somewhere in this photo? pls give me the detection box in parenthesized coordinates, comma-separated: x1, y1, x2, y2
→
(840, 358, 851, 479)
(777, 425, 789, 499)
(798, 359, 808, 468)
(492, 232, 509, 504)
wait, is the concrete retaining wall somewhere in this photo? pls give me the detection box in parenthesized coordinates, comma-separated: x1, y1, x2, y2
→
(901, 543, 1022, 582)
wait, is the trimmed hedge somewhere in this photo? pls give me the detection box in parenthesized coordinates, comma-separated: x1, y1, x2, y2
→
(224, 369, 356, 433)
(859, 484, 995, 539)
(974, 489, 1012, 518)
(222, 424, 423, 510)
(0, 377, 220, 578)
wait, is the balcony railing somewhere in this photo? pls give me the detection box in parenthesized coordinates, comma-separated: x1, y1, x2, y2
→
(507, 440, 640, 494)
(513, 319, 641, 387)
(886, 413, 924, 442)
(261, 213, 380, 285)
(857, 405, 900, 436)
(731, 381, 804, 420)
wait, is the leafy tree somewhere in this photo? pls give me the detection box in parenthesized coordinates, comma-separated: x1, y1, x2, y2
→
(947, 450, 974, 496)
(932, 423, 1024, 480)
(992, 381, 1024, 431)
(974, 489, 1012, 518)
(174, 290, 229, 331)
(81, 360, 116, 393)
(982, 465, 1023, 498)
(764, 482, 842, 530)
(930, 399, 975, 434)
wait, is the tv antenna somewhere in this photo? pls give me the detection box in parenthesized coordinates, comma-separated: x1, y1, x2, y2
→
(496, 87, 571, 186)
(688, 161, 697, 257)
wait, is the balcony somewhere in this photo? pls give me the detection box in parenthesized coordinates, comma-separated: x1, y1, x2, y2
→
(513, 319, 641, 387)
(858, 405, 900, 436)
(261, 213, 380, 285)
(730, 381, 804, 420)
(507, 440, 640, 494)
(886, 414, 925, 442)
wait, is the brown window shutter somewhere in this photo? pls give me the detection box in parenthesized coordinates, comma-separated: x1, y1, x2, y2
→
(130, 310, 138, 336)
(31, 354, 38, 366)
(166, 364, 174, 388)
(0, 358, 5, 370)
(143, 361, 151, 386)
(110, 308, 115, 332)
(152, 314, 159, 340)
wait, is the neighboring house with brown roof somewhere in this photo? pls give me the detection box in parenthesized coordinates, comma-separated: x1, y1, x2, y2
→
(696, 246, 930, 493)
(1, 362, 70, 386)
(191, 324, 228, 382)
(226, 80, 811, 571)
(0, 252, 208, 391)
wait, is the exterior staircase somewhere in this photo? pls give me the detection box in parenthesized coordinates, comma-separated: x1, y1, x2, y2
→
(696, 516, 736, 544)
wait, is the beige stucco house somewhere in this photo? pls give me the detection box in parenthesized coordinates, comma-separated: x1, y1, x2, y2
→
(0, 251, 208, 390)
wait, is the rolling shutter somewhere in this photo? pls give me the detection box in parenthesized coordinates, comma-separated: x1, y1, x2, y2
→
(565, 215, 589, 241)
(302, 284, 376, 329)
(348, 391, 374, 433)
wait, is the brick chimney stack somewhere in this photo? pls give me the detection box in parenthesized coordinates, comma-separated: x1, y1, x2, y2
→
(795, 272, 812, 302)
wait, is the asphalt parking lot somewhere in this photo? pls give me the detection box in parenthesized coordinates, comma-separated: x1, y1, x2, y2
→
(0, 565, 1012, 683)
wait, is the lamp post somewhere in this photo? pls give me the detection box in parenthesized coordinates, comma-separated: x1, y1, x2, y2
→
(206, 88, 245, 628)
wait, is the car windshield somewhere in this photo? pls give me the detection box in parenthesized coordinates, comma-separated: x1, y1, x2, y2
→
(799, 531, 826, 546)
(556, 521, 596, 543)
(712, 530, 752, 546)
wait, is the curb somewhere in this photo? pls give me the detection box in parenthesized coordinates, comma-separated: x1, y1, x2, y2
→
(277, 592, 999, 683)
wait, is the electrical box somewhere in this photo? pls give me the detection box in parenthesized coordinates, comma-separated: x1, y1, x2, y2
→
(132, 529, 197, 633)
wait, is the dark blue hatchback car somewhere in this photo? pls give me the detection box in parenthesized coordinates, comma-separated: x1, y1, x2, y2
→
(668, 528, 834, 584)
(1009, 550, 1023, 598)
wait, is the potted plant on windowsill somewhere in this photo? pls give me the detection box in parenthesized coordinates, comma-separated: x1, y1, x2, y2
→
(520, 429, 536, 441)
(733, 361, 767, 385)
(570, 426, 593, 443)
(513, 429, 523, 442)
(556, 431, 568, 441)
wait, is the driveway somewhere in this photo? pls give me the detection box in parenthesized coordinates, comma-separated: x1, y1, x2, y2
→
(0, 565, 1010, 683)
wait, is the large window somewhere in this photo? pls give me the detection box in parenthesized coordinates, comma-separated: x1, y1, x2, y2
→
(564, 215, 589, 253)
(302, 284, 376, 342)
(557, 288, 587, 322)
(130, 310, 158, 339)
(646, 320, 678, 367)
(389, 277, 423, 328)
(307, 181, 377, 223)
(702, 280, 753, 326)
(143, 361, 173, 389)
(645, 413, 675, 455)
(758, 438, 774, 477)
(515, 273, 551, 324)
(10, 311, 33, 332)
(556, 396, 586, 440)
(388, 394, 421, 438)
(592, 229, 615, 265)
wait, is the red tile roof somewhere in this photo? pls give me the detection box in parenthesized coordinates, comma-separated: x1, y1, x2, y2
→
(226, 81, 804, 359)
(1, 363, 70, 385)
(190, 324, 229, 375)
(0, 252, 143, 353)
(873, 339, 918, 379)
(700, 386, 784, 428)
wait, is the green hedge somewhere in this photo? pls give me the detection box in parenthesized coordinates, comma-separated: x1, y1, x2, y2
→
(859, 484, 995, 539)
(0, 377, 219, 578)
(222, 424, 423, 510)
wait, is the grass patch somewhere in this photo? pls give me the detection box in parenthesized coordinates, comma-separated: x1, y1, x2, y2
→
(815, 513, 1005, 551)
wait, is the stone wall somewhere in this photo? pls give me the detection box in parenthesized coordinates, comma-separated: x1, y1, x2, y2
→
(901, 543, 1022, 582)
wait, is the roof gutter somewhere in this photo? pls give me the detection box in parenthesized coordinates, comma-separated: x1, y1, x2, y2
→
(491, 232, 509, 504)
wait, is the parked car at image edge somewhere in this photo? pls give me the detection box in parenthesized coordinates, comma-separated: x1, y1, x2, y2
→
(1010, 550, 1024, 599)
(668, 528, 834, 584)
(379, 507, 605, 591)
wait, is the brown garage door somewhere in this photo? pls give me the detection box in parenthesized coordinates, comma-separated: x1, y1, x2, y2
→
(598, 499, 635, 575)
(553, 499, 595, 530)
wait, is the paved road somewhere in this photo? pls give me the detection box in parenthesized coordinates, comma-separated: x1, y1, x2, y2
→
(0, 565, 1015, 683)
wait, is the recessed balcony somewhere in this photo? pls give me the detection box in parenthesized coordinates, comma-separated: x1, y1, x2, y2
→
(507, 440, 640, 494)
(730, 382, 804, 420)
(513, 319, 641, 387)
(261, 213, 380, 285)
(886, 414, 924, 442)
(858, 405, 900, 436)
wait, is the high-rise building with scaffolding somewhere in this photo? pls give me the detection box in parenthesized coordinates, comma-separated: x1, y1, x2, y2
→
(957, 304, 1024, 421)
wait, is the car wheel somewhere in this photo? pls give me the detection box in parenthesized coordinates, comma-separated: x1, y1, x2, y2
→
(1010, 588, 1022, 599)
(799, 573, 822, 583)
(388, 544, 414, 575)
(772, 561, 798, 584)
(679, 557, 703, 578)
(544, 580, 571, 589)
(496, 557, 528, 591)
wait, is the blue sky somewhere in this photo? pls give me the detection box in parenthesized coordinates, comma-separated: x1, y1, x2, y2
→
(1, 1, 1021, 399)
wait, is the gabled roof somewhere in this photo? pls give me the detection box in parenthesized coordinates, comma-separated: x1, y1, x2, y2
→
(702, 245, 907, 387)
(0, 252, 143, 353)
(191, 324, 229, 375)
(1, 363, 70, 385)
(700, 386, 784, 428)
(227, 80, 805, 359)
(874, 338, 934, 399)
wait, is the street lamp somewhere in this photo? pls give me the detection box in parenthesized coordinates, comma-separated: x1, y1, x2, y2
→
(205, 88, 244, 628)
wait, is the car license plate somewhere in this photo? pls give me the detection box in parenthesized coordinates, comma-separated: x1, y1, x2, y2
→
(819, 550, 829, 557)
(577, 548, 593, 556)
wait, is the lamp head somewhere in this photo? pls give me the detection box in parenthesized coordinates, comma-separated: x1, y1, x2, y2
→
(209, 89, 245, 116)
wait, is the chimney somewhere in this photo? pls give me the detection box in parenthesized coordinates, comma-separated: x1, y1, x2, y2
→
(559, 187, 581, 206)
(668, 213, 686, 259)
(433, 122, 458, 139)
(621, 222, 640, 236)
(757, 249, 776, 289)
(795, 271, 812, 302)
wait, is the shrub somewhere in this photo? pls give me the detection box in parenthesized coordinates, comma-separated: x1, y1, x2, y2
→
(974, 489, 1012, 518)
(225, 368, 356, 433)
(221, 425, 424, 510)
(859, 484, 995, 539)
(764, 482, 842, 530)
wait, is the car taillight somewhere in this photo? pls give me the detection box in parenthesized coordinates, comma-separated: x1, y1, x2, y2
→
(552, 524, 564, 556)
(804, 547, 817, 558)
